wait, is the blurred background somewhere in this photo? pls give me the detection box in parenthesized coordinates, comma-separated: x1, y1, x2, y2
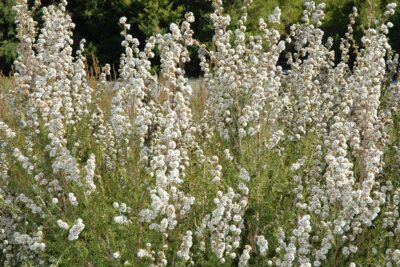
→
(1, 0, 400, 77)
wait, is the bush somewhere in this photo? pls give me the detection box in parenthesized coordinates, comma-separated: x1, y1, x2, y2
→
(1, 0, 400, 266)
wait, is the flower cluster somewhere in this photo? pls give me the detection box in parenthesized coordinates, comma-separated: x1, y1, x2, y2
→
(67, 218, 85, 241)
(1, 0, 400, 266)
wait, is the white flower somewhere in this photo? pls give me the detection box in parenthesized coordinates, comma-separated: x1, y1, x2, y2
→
(57, 219, 69, 230)
(114, 215, 130, 225)
(238, 245, 252, 267)
(137, 249, 151, 258)
(68, 218, 85, 241)
(239, 168, 250, 182)
(113, 251, 121, 259)
(256, 235, 268, 255)
(177, 231, 193, 261)
(119, 17, 127, 24)
(68, 192, 78, 206)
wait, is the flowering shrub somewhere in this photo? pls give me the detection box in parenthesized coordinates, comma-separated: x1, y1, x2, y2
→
(1, 0, 400, 266)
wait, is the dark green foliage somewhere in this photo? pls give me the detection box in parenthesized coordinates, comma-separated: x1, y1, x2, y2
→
(1, 0, 400, 76)
(0, 0, 17, 75)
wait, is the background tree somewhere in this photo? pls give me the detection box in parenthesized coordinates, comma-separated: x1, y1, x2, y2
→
(1, 0, 400, 76)
(0, 0, 17, 75)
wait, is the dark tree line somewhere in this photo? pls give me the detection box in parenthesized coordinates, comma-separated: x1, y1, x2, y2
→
(1, 0, 400, 76)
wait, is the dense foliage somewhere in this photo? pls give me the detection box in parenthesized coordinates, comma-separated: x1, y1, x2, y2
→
(0, 0, 18, 75)
(1, 0, 400, 266)
(2, 0, 400, 75)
